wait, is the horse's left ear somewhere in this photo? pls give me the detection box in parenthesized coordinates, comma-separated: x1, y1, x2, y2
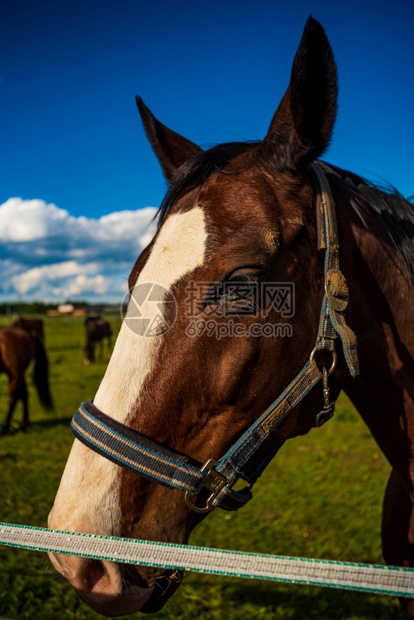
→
(136, 97, 202, 182)
(260, 17, 337, 171)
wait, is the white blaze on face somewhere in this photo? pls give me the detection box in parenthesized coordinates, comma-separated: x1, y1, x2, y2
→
(49, 207, 207, 535)
(94, 206, 207, 418)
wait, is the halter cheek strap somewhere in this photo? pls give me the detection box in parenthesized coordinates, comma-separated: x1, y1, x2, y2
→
(71, 161, 359, 514)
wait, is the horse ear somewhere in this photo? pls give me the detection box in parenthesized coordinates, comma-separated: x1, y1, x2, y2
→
(260, 17, 337, 171)
(136, 97, 202, 182)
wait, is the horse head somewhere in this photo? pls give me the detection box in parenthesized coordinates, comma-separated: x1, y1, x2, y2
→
(49, 17, 349, 615)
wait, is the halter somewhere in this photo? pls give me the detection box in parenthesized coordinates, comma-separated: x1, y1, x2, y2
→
(71, 161, 359, 514)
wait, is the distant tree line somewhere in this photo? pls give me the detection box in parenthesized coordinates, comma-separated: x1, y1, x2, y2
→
(0, 301, 88, 315)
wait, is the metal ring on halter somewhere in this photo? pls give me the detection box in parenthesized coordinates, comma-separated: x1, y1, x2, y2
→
(309, 347, 337, 376)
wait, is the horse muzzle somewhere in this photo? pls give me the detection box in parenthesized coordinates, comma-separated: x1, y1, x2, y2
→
(48, 552, 167, 616)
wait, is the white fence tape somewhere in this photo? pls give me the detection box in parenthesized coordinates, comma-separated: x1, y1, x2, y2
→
(1, 522, 413, 597)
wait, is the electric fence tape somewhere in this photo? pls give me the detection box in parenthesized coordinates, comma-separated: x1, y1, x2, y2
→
(1, 522, 413, 597)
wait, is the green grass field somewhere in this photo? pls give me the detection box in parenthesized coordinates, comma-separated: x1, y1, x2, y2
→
(0, 316, 405, 619)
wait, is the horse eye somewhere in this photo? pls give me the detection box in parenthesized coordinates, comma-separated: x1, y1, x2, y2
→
(228, 274, 255, 284)
(201, 272, 263, 309)
(218, 276, 261, 316)
(224, 276, 255, 299)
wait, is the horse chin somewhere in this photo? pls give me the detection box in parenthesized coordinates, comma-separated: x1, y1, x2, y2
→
(140, 569, 183, 613)
(75, 569, 182, 616)
(48, 551, 182, 616)
(76, 584, 155, 617)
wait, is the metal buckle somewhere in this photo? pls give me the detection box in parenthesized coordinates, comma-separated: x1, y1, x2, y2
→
(315, 367, 336, 427)
(185, 459, 230, 514)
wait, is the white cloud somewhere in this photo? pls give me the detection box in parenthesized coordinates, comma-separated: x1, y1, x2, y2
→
(0, 198, 155, 248)
(0, 198, 69, 242)
(11, 261, 98, 295)
(67, 273, 111, 296)
(0, 198, 158, 302)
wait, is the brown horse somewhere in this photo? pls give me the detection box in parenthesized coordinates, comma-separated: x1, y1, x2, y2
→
(0, 327, 53, 433)
(49, 18, 414, 617)
(12, 317, 44, 343)
(84, 317, 112, 364)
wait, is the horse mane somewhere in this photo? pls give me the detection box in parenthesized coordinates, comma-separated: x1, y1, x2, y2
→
(156, 141, 414, 285)
(323, 162, 414, 285)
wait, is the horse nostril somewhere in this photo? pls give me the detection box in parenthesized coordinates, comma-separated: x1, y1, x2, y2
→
(83, 559, 107, 593)
(49, 553, 121, 596)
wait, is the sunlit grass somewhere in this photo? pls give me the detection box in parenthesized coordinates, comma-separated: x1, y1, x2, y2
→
(0, 317, 405, 618)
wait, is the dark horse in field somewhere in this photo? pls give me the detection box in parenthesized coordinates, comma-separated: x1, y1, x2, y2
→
(0, 327, 53, 433)
(12, 317, 44, 343)
(84, 317, 112, 364)
(49, 18, 414, 617)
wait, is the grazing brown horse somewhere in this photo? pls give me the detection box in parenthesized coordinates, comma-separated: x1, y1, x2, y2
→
(49, 18, 414, 617)
(12, 317, 45, 343)
(0, 327, 53, 433)
(84, 317, 112, 364)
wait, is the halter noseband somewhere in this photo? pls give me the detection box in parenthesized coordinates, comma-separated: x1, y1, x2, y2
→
(71, 162, 359, 514)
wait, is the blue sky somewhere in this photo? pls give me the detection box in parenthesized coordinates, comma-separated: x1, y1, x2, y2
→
(0, 0, 413, 301)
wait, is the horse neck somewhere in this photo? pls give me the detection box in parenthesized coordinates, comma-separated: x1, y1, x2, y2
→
(335, 190, 414, 476)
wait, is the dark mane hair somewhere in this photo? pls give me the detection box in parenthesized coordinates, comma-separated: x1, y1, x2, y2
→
(323, 162, 414, 284)
(156, 142, 414, 284)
